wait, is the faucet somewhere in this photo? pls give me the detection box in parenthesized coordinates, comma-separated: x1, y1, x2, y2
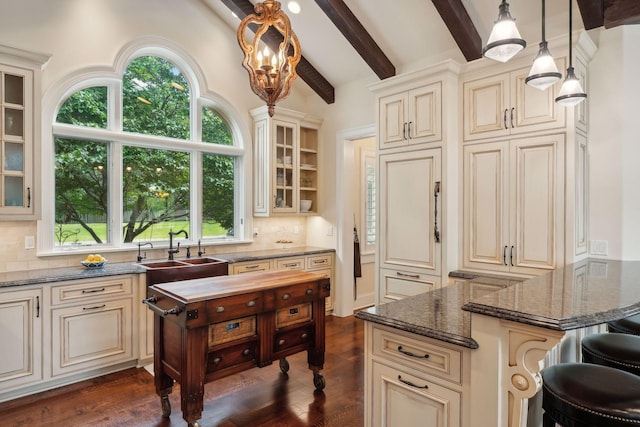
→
(197, 239, 206, 257)
(168, 229, 188, 260)
(137, 242, 154, 262)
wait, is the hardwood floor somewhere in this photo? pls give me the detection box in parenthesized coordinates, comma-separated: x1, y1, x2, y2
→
(0, 315, 364, 427)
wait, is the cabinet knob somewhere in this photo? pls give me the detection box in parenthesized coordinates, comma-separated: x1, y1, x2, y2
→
(282, 293, 291, 300)
(246, 300, 256, 307)
(213, 357, 222, 364)
(278, 339, 286, 346)
(305, 288, 313, 295)
(216, 306, 225, 313)
(301, 333, 308, 340)
(242, 348, 251, 356)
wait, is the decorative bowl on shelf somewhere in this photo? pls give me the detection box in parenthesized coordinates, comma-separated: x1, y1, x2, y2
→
(300, 199, 312, 212)
(81, 260, 107, 269)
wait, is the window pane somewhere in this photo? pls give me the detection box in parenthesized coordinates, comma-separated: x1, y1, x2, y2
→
(123, 56, 190, 139)
(56, 86, 108, 128)
(55, 137, 108, 246)
(122, 146, 190, 243)
(202, 153, 235, 238)
(202, 106, 233, 145)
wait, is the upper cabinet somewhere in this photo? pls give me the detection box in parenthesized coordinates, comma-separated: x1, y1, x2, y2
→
(251, 106, 322, 216)
(0, 46, 49, 220)
(378, 81, 442, 150)
(463, 59, 566, 142)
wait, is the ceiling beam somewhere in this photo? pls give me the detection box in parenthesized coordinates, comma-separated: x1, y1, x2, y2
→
(577, 0, 640, 29)
(577, 0, 604, 29)
(221, 0, 335, 104)
(314, 0, 395, 80)
(431, 0, 482, 61)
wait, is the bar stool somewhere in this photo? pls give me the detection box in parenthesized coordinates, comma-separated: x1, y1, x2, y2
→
(541, 363, 640, 426)
(581, 333, 640, 376)
(608, 313, 640, 335)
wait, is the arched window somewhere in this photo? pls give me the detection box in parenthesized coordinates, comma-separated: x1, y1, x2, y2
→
(45, 50, 248, 252)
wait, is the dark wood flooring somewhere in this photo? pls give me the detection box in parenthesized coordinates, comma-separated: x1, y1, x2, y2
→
(0, 315, 364, 427)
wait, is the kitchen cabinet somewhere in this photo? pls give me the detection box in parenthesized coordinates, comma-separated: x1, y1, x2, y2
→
(364, 322, 467, 427)
(0, 286, 42, 392)
(378, 81, 441, 150)
(462, 134, 565, 275)
(378, 268, 440, 304)
(251, 106, 322, 216)
(462, 60, 565, 142)
(0, 46, 49, 220)
(50, 276, 135, 377)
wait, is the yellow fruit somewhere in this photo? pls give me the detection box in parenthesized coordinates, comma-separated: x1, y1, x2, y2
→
(86, 255, 95, 262)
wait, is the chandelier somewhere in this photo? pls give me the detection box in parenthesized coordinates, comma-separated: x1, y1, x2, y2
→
(237, 0, 301, 117)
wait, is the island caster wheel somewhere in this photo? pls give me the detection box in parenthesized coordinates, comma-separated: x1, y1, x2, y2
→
(313, 372, 326, 391)
(279, 358, 290, 373)
(188, 422, 200, 427)
(161, 395, 171, 417)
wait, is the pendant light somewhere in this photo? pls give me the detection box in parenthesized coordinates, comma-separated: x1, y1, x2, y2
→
(526, 0, 561, 90)
(483, 0, 526, 63)
(555, 0, 587, 106)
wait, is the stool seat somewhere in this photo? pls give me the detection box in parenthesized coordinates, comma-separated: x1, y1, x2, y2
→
(542, 363, 640, 426)
(582, 333, 640, 376)
(608, 314, 640, 335)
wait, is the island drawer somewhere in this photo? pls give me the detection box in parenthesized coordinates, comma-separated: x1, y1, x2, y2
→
(371, 325, 462, 384)
(206, 291, 263, 323)
(51, 276, 133, 306)
(274, 282, 318, 307)
(206, 340, 257, 373)
(276, 303, 312, 328)
(274, 324, 314, 353)
(209, 315, 257, 346)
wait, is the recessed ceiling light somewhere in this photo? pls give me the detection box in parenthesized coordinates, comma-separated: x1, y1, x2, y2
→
(287, 1, 301, 14)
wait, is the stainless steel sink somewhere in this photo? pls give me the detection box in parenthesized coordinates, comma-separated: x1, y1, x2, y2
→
(139, 257, 228, 285)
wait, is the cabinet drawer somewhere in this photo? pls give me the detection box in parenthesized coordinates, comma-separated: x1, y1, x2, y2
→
(372, 325, 462, 384)
(379, 268, 439, 303)
(206, 292, 263, 323)
(206, 340, 257, 373)
(274, 325, 313, 353)
(275, 257, 305, 270)
(209, 315, 257, 346)
(276, 303, 312, 328)
(51, 276, 133, 306)
(275, 282, 318, 308)
(230, 261, 271, 274)
(306, 254, 332, 269)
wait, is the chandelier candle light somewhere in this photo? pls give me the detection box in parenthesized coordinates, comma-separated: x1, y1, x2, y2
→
(237, 0, 301, 117)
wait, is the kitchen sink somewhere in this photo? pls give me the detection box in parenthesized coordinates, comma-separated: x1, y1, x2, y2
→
(139, 257, 228, 285)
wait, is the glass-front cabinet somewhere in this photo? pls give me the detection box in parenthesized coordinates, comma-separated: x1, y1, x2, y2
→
(0, 46, 49, 220)
(251, 106, 322, 216)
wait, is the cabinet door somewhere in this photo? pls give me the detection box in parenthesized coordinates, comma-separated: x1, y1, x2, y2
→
(408, 82, 441, 143)
(509, 134, 564, 273)
(51, 297, 134, 376)
(378, 92, 408, 150)
(379, 148, 441, 275)
(463, 73, 510, 141)
(0, 288, 42, 391)
(371, 361, 460, 427)
(272, 119, 297, 213)
(463, 142, 509, 272)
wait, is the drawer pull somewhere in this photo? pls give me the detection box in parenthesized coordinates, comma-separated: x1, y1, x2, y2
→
(213, 357, 222, 364)
(396, 272, 420, 279)
(305, 288, 313, 295)
(283, 263, 299, 267)
(142, 296, 183, 316)
(278, 339, 286, 346)
(226, 322, 240, 330)
(289, 307, 299, 315)
(245, 265, 260, 269)
(282, 293, 291, 300)
(242, 348, 251, 356)
(82, 304, 106, 311)
(301, 333, 308, 339)
(246, 300, 256, 307)
(313, 259, 327, 265)
(82, 287, 106, 294)
(216, 306, 225, 313)
(398, 345, 430, 359)
(398, 375, 428, 389)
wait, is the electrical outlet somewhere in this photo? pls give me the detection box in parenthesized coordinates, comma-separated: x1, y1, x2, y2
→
(25, 235, 35, 249)
(590, 240, 608, 256)
(327, 227, 333, 236)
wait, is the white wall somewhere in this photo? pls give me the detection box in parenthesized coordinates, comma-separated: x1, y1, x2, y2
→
(588, 25, 640, 260)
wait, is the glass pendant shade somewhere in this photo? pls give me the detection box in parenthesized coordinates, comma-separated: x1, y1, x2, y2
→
(483, 0, 526, 63)
(555, 66, 587, 106)
(526, 41, 562, 90)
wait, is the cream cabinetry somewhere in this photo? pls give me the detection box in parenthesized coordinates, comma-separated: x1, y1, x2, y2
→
(364, 322, 468, 427)
(463, 60, 565, 142)
(463, 134, 565, 275)
(229, 259, 272, 275)
(251, 106, 322, 216)
(0, 287, 42, 391)
(378, 268, 440, 304)
(378, 81, 441, 150)
(0, 46, 49, 220)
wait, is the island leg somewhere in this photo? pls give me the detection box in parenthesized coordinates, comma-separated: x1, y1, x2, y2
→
(180, 326, 208, 427)
(153, 315, 175, 417)
(308, 297, 326, 390)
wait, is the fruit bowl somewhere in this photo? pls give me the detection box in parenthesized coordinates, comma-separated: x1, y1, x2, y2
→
(81, 260, 107, 269)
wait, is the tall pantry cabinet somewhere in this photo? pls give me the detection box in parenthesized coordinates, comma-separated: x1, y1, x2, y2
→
(371, 62, 460, 304)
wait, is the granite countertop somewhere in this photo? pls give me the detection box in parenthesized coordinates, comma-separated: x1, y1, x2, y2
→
(462, 258, 640, 331)
(0, 246, 334, 289)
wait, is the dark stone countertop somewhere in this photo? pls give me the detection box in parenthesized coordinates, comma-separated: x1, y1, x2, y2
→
(462, 258, 640, 331)
(219, 246, 335, 263)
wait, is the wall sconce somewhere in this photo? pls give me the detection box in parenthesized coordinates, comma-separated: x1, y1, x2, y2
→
(483, 0, 526, 63)
(237, 0, 301, 117)
(526, 0, 561, 90)
(555, 0, 587, 106)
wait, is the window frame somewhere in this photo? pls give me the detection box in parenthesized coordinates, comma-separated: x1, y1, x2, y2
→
(38, 42, 253, 255)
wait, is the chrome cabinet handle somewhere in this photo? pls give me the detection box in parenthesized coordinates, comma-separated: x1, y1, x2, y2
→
(510, 245, 514, 266)
(398, 375, 428, 389)
(408, 121, 413, 139)
(398, 345, 429, 359)
(503, 246, 508, 265)
(504, 109, 508, 129)
(510, 107, 515, 128)
(434, 181, 441, 243)
(397, 272, 420, 279)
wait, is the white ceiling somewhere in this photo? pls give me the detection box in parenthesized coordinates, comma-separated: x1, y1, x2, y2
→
(202, 0, 584, 99)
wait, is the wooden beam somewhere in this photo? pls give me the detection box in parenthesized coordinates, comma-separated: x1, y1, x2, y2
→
(314, 0, 395, 80)
(431, 0, 482, 61)
(576, 0, 604, 30)
(221, 0, 335, 104)
(604, 0, 640, 28)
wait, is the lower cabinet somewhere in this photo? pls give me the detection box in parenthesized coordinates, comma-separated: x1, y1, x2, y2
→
(378, 268, 440, 304)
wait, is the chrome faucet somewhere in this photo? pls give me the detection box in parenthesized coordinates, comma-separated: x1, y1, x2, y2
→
(168, 229, 188, 260)
(137, 241, 153, 262)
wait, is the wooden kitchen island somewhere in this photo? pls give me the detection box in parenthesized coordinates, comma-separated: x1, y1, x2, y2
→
(143, 269, 331, 427)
